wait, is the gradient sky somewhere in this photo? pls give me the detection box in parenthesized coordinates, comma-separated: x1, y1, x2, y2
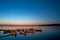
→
(0, 0, 60, 25)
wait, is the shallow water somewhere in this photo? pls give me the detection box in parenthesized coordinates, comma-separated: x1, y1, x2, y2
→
(0, 26, 60, 40)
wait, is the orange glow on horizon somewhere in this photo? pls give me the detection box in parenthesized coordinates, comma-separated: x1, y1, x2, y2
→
(0, 22, 44, 25)
(0, 21, 54, 25)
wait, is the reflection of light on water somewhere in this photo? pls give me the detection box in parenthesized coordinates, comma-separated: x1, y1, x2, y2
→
(0, 26, 33, 30)
(0, 31, 11, 37)
(0, 26, 42, 36)
(0, 31, 4, 34)
(0, 26, 59, 31)
(0, 26, 60, 40)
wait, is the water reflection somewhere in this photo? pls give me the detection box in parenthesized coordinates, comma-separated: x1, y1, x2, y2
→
(0, 26, 60, 40)
(0, 28, 42, 37)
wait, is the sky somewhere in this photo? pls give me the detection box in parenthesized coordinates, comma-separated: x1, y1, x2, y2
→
(0, 0, 60, 25)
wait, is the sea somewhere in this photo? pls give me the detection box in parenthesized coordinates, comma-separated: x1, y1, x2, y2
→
(0, 26, 60, 40)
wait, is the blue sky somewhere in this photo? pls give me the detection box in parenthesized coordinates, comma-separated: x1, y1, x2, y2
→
(0, 0, 60, 24)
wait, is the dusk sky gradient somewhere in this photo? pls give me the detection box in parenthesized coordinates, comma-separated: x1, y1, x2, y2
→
(0, 0, 60, 25)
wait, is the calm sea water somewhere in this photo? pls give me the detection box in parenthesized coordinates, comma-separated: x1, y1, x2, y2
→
(0, 26, 60, 40)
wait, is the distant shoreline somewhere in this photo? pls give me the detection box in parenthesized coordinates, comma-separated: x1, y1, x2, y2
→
(0, 24, 60, 26)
